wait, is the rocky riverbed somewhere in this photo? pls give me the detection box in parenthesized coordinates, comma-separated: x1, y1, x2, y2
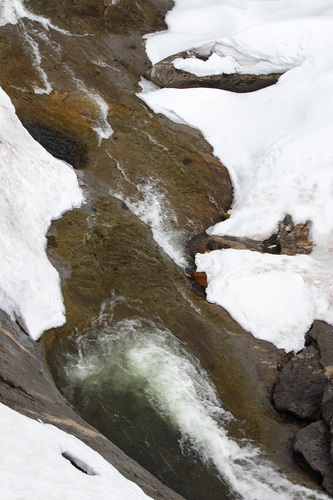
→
(0, 0, 332, 498)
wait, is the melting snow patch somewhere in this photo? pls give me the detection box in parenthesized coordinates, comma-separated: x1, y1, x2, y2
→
(0, 402, 152, 499)
(0, 87, 83, 339)
(142, 0, 333, 351)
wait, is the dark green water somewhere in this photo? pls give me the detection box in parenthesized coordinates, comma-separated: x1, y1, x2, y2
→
(50, 303, 235, 500)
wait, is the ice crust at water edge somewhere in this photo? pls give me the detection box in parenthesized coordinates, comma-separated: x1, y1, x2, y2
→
(0, 402, 152, 500)
(142, 0, 333, 352)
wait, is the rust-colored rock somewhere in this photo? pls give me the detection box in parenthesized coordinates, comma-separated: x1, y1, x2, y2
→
(190, 271, 207, 289)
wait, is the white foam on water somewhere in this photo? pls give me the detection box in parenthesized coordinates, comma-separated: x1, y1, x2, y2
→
(0, 0, 70, 33)
(70, 73, 113, 144)
(20, 26, 52, 94)
(64, 315, 329, 500)
(109, 158, 188, 268)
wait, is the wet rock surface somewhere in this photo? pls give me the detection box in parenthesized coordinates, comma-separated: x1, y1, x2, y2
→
(147, 50, 282, 92)
(294, 420, 333, 494)
(273, 321, 333, 495)
(0, 309, 184, 500)
(0, 0, 328, 498)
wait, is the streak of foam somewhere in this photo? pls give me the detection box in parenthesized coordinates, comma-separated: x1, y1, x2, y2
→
(69, 72, 113, 144)
(0, 0, 71, 34)
(20, 26, 52, 94)
(109, 157, 188, 268)
(63, 314, 329, 500)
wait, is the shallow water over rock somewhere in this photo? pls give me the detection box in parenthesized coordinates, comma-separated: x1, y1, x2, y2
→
(0, 1, 327, 498)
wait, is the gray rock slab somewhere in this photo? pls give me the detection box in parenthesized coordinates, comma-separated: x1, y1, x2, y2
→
(0, 310, 184, 500)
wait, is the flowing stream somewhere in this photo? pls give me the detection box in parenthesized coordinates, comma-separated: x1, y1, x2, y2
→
(53, 299, 328, 500)
(0, 0, 330, 499)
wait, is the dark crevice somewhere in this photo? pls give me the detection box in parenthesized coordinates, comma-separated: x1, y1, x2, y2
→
(62, 451, 97, 476)
(22, 121, 89, 170)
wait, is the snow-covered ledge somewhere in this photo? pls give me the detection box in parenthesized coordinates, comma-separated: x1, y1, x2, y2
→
(0, 87, 83, 340)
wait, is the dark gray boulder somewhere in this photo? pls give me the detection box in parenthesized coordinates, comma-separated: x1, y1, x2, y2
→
(273, 345, 325, 421)
(294, 420, 333, 495)
(273, 320, 333, 496)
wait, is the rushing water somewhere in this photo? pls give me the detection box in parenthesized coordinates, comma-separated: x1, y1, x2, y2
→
(1, 0, 330, 498)
(52, 298, 329, 500)
(109, 160, 188, 268)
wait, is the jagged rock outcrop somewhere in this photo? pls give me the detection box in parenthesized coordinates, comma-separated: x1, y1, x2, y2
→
(188, 214, 313, 291)
(294, 420, 333, 494)
(272, 321, 333, 495)
(147, 51, 282, 92)
(188, 214, 313, 259)
(273, 215, 313, 255)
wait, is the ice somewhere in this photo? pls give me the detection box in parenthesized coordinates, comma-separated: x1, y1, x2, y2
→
(0, 402, 151, 500)
(142, 1, 333, 351)
(0, 87, 83, 340)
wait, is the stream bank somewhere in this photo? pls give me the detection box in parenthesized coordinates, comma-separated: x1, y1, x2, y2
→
(0, 0, 329, 498)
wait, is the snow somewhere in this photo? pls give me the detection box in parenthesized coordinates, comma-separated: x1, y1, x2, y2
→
(0, 0, 70, 33)
(0, 402, 152, 500)
(141, 0, 333, 351)
(0, 87, 83, 340)
(63, 314, 330, 499)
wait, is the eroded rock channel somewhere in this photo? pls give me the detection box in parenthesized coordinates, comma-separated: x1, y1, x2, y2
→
(0, 1, 331, 498)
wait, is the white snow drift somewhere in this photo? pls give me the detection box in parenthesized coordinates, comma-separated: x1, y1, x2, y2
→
(142, 0, 333, 352)
(0, 402, 151, 500)
(0, 88, 83, 339)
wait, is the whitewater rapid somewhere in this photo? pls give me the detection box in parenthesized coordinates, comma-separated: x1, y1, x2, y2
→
(62, 305, 329, 500)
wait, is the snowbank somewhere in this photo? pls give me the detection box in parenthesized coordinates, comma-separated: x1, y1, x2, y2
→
(0, 88, 83, 339)
(0, 402, 151, 500)
(142, 0, 333, 351)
